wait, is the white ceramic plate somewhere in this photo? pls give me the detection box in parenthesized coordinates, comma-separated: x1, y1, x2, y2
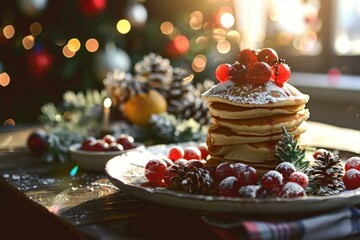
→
(69, 143, 144, 171)
(105, 144, 360, 214)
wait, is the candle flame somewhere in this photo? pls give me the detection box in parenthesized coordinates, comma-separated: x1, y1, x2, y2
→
(103, 98, 112, 108)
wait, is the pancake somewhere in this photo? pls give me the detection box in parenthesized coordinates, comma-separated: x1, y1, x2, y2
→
(202, 81, 309, 108)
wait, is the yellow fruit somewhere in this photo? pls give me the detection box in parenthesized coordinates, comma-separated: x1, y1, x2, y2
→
(122, 90, 167, 126)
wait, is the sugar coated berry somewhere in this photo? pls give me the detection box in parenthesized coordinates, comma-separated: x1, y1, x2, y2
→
(215, 162, 236, 180)
(261, 170, 283, 190)
(288, 172, 309, 189)
(229, 62, 247, 83)
(218, 176, 240, 197)
(215, 64, 230, 82)
(345, 156, 360, 172)
(275, 162, 296, 180)
(234, 163, 258, 186)
(343, 169, 360, 190)
(257, 48, 279, 65)
(246, 62, 272, 85)
(197, 143, 209, 160)
(279, 182, 306, 198)
(107, 143, 124, 152)
(81, 136, 97, 151)
(238, 185, 260, 199)
(145, 159, 168, 184)
(183, 146, 202, 161)
(174, 159, 188, 167)
(237, 48, 258, 66)
(116, 134, 135, 150)
(274, 63, 291, 87)
(168, 146, 185, 161)
(90, 140, 109, 151)
(102, 134, 116, 145)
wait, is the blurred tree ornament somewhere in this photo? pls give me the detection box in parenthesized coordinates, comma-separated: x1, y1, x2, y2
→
(165, 35, 190, 58)
(17, 0, 48, 17)
(27, 129, 48, 157)
(126, 2, 148, 27)
(79, 0, 107, 16)
(94, 43, 131, 80)
(27, 48, 54, 79)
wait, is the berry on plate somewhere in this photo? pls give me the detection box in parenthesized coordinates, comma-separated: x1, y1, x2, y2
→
(345, 156, 360, 172)
(343, 169, 360, 190)
(145, 159, 168, 184)
(261, 170, 283, 190)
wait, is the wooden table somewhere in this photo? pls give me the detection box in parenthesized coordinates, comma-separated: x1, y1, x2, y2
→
(1, 122, 360, 239)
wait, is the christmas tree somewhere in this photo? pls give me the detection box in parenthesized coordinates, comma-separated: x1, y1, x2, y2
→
(0, 0, 240, 124)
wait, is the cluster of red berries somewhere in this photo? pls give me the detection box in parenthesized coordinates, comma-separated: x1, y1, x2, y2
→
(144, 144, 309, 198)
(215, 48, 291, 87)
(343, 156, 360, 190)
(81, 134, 136, 152)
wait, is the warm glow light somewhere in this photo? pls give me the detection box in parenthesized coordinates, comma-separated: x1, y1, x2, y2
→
(173, 35, 190, 54)
(0, 72, 10, 87)
(3, 119, 15, 127)
(192, 54, 207, 72)
(85, 38, 99, 52)
(3, 25, 15, 39)
(212, 28, 227, 41)
(68, 38, 81, 52)
(30, 22, 42, 36)
(227, 30, 241, 43)
(220, 12, 235, 28)
(103, 98, 112, 108)
(55, 39, 66, 46)
(217, 40, 231, 54)
(63, 45, 76, 58)
(190, 11, 203, 30)
(22, 35, 35, 50)
(160, 21, 174, 35)
(116, 19, 131, 34)
(195, 36, 209, 49)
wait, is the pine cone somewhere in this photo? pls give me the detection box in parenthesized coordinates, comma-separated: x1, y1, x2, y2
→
(307, 151, 345, 196)
(166, 68, 210, 125)
(169, 165, 214, 194)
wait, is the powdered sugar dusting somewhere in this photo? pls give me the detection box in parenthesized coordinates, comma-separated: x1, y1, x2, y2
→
(202, 81, 293, 105)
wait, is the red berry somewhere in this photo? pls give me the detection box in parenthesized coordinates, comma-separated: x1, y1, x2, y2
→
(343, 169, 360, 190)
(90, 140, 109, 151)
(215, 162, 236, 180)
(246, 62, 272, 85)
(234, 163, 258, 186)
(215, 64, 230, 82)
(275, 63, 291, 87)
(161, 158, 174, 167)
(229, 62, 247, 83)
(107, 143, 124, 152)
(279, 182, 306, 198)
(168, 146, 185, 161)
(345, 156, 360, 172)
(288, 172, 309, 189)
(27, 129, 48, 157)
(183, 146, 202, 161)
(261, 170, 283, 190)
(116, 134, 135, 150)
(102, 134, 116, 145)
(275, 162, 296, 180)
(218, 176, 240, 197)
(185, 159, 204, 168)
(237, 48, 258, 66)
(145, 159, 167, 184)
(197, 143, 209, 160)
(257, 48, 279, 65)
(81, 136, 97, 151)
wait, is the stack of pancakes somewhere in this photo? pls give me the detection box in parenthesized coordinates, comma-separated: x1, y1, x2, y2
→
(202, 80, 310, 173)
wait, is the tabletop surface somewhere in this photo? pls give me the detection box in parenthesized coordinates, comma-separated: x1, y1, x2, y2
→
(1, 121, 360, 239)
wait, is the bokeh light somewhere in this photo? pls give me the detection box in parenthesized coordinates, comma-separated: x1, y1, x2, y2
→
(227, 30, 241, 43)
(63, 45, 76, 58)
(3, 25, 15, 39)
(30, 22, 42, 36)
(173, 35, 190, 54)
(116, 19, 131, 34)
(217, 40, 231, 54)
(190, 11, 203, 30)
(220, 12, 235, 28)
(3, 119, 15, 127)
(192, 54, 207, 72)
(160, 21, 174, 35)
(212, 28, 227, 42)
(22, 35, 35, 50)
(85, 38, 99, 52)
(0, 72, 10, 87)
(67, 38, 81, 52)
(195, 36, 209, 49)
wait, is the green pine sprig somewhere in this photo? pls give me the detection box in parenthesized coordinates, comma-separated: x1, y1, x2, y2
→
(275, 126, 309, 172)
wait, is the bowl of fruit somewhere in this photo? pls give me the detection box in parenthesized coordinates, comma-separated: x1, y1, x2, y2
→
(69, 134, 144, 171)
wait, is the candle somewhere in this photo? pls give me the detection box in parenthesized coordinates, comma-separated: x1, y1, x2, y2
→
(103, 97, 112, 131)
